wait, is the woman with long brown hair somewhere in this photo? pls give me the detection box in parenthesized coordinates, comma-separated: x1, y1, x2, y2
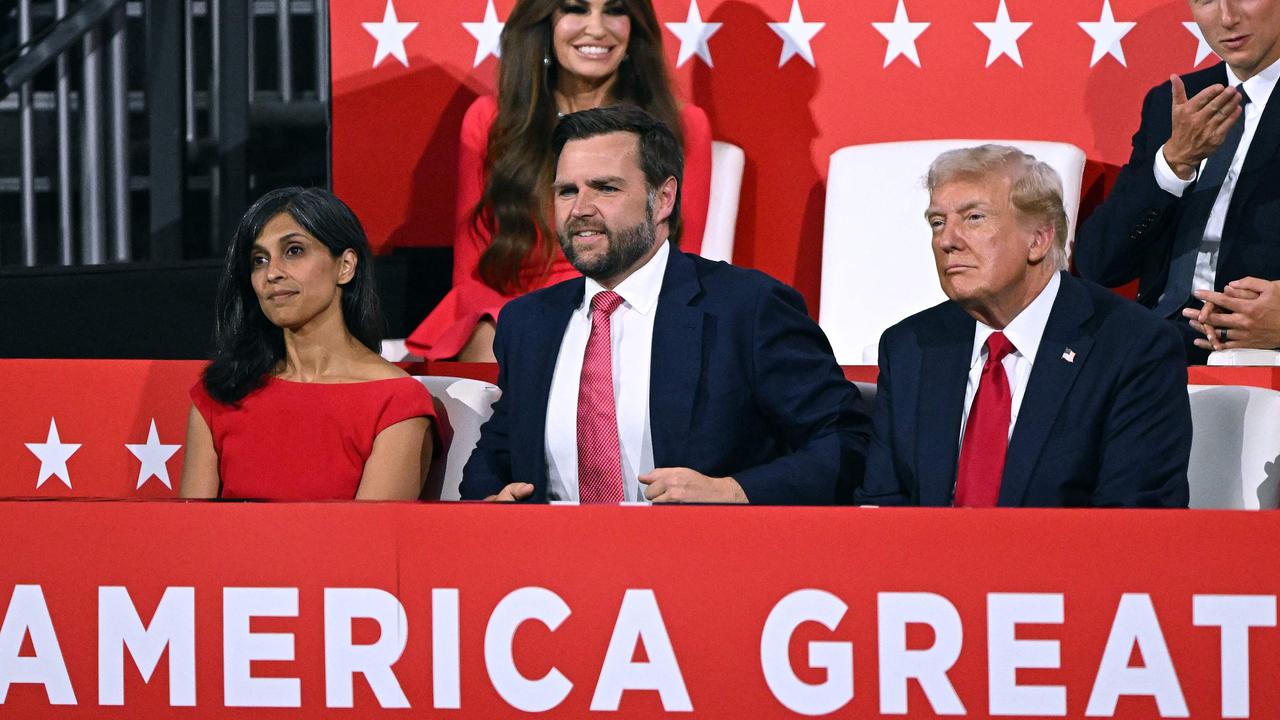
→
(405, 0, 712, 362)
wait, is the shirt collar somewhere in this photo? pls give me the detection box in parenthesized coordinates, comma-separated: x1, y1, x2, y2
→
(970, 270, 1062, 369)
(580, 240, 670, 317)
(1226, 56, 1280, 111)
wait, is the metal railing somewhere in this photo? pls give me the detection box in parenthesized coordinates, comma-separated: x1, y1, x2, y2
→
(0, 0, 331, 268)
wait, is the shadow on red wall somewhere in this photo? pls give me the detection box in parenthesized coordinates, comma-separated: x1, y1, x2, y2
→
(1076, 1, 1192, 298)
(691, 0, 824, 315)
(332, 61, 483, 252)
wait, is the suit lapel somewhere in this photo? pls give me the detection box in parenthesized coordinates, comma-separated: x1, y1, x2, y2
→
(916, 304, 973, 506)
(1225, 74, 1280, 249)
(650, 246, 705, 466)
(522, 279, 581, 495)
(998, 273, 1094, 506)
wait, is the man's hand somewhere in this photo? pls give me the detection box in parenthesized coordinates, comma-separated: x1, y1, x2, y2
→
(1163, 75, 1244, 181)
(639, 468, 749, 504)
(1182, 277, 1280, 351)
(485, 483, 535, 502)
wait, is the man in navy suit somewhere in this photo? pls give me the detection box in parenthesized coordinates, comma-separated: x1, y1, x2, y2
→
(857, 145, 1191, 508)
(1074, 0, 1280, 361)
(461, 106, 867, 504)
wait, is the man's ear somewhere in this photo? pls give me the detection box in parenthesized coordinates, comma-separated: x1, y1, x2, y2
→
(337, 249, 357, 286)
(652, 176, 678, 227)
(1027, 224, 1055, 265)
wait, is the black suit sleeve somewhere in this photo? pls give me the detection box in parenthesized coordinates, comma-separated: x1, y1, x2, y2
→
(1093, 321, 1192, 507)
(854, 332, 910, 506)
(731, 281, 870, 504)
(1074, 82, 1183, 288)
(458, 315, 515, 500)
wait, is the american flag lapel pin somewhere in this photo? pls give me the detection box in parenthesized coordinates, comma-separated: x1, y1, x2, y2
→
(1062, 347, 1076, 363)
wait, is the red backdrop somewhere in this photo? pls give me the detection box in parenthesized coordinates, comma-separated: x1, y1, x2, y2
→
(330, 0, 1212, 313)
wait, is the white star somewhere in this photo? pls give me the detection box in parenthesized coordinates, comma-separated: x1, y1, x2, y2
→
(767, 0, 825, 68)
(1078, 0, 1136, 67)
(125, 420, 182, 490)
(872, 0, 930, 68)
(463, 0, 504, 68)
(665, 0, 723, 68)
(25, 419, 80, 490)
(1183, 21, 1218, 66)
(362, 0, 419, 69)
(974, 0, 1032, 68)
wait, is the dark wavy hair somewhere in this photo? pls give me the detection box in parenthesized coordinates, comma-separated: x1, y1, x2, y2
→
(553, 105, 683, 230)
(203, 187, 383, 404)
(475, 0, 683, 294)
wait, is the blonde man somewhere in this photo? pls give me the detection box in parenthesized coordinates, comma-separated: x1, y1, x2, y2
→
(857, 145, 1191, 508)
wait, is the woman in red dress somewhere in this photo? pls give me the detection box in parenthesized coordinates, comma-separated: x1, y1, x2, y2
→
(405, 0, 712, 361)
(181, 188, 437, 500)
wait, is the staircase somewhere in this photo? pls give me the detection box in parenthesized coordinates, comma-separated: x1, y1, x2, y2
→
(0, 0, 331, 268)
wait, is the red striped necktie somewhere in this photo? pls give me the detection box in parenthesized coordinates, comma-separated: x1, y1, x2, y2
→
(577, 290, 626, 504)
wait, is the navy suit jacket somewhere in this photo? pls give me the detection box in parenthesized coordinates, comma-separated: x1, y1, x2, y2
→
(1075, 63, 1280, 306)
(461, 244, 869, 504)
(857, 272, 1191, 508)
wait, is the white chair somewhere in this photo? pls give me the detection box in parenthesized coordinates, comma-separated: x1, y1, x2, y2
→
(701, 140, 745, 264)
(1208, 349, 1280, 366)
(818, 139, 1087, 364)
(415, 376, 500, 500)
(1187, 384, 1280, 509)
(853, 381, 877, 410)
(380, 338, 421, 363)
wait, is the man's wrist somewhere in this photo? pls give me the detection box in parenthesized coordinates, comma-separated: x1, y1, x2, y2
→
(1155, 144, 1196, 195)
(721, 476, 749, 504)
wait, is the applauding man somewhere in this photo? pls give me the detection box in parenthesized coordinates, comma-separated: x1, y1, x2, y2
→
(1074, 0, 1280, 361)
(462, 106, 868, 504)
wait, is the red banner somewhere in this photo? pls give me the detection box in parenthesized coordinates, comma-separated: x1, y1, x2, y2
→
(3, 359, 1278, 501)
(0, 360, 201, 500)
(0, 502, 1277, 718)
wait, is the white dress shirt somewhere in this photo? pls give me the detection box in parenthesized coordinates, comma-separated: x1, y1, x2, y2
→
(959, 271, 1061, 447)
(1153, 58, 1280, 292)
(544, 241, 669, 502)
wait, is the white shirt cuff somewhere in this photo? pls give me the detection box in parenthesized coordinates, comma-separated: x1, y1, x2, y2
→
(1154, 144, 1195, 197)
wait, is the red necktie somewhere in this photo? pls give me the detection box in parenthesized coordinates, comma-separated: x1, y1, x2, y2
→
(954, 331, 1016, 507)
(577, 290, 626, 504)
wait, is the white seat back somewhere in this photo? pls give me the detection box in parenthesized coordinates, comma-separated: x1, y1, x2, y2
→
(1208, 349, 1280, 366)
(415, 376, 500, 500)
(701, 140, 745, 264)
(819, 139, 1086, 364)
(853, 381, 877, 410)
(1187, 384, 1280, 509)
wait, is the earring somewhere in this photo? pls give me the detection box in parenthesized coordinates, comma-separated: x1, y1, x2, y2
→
(543, 53, 552, 67)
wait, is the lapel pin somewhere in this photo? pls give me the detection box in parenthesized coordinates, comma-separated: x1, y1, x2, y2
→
(1062, 348, 1076, 363)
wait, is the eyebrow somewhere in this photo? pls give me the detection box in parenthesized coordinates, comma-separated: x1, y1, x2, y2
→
(925, 200, 992, 218)
(251, 232, 309, 251)
(554, 176, 628, 191)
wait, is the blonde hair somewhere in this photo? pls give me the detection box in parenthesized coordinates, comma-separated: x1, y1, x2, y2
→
(926, 144, 1069, 270)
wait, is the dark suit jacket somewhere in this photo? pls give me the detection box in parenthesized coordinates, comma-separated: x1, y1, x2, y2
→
(461, 244, 869, 504)
(856, 272, 1191, 508)
(1075, 62, 1280, 307)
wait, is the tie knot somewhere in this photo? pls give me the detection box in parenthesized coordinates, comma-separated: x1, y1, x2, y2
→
(591, 290, 625, 317)
(1238, 86, 1252, 107)
(986, 331, 1015, 365)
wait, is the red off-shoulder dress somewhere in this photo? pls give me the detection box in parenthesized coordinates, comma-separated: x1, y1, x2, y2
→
(190, 376, 438, 500)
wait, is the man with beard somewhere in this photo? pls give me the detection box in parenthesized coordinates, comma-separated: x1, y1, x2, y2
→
(460, 106, 868, 504)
